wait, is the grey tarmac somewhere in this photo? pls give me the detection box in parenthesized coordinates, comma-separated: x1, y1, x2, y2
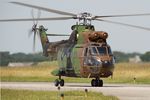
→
(1, 82, 150, 100)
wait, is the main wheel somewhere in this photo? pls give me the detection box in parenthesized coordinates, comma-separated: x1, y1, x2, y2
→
(60, 79, 64, 86)
(91, 79, 97, 87)
(97, 79, 103, 87)
(91, 79, 103, 87)
(99, 80, 103, 87)
(54, 79, 59, 87)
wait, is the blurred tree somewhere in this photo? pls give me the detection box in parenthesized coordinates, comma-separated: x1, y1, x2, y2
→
(113, 51, 141, 63)
(0, 52, 10, 66)
(9, 52, 51, 62)
(140, 51, 150, 62)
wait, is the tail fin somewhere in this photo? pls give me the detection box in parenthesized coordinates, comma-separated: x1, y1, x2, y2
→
(38, 25, 49, 56)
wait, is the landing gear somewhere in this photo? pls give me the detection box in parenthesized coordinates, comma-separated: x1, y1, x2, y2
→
(54, 79, 64, 87)
(91, 78, 103, 87)
(54, 75, 65, 87)
(60, 79, 64, 86)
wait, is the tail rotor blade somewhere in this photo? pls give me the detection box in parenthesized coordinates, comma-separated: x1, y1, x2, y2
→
(36, 9, 41, 25)
(30, 8, 38, 53)
(33, 31, 36, 52)
(31, 9, 36, 24)
(28, 29, 33, 37)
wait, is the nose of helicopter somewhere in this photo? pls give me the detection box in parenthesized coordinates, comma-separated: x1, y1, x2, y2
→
(83, 56, 114, 78)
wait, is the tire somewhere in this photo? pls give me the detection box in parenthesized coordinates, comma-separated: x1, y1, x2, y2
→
(54, 79, 59, 87)
(99, 80, 103, 87)
(60, 79, 64, 86)
(91, 79, 97, 87)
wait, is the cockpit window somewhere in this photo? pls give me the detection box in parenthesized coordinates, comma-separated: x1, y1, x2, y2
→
(97, 47, 107, 55)
(84, 47, 98, 56)
(108, 47, 112, 55)
(84, 46, 111, 56)
(90, 47, 97, 56)
(84, 48, 88, 56)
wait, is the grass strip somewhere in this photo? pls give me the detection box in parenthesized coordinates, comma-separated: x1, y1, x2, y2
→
(1, 62, 150, 84)
(1, 89, 119, 100)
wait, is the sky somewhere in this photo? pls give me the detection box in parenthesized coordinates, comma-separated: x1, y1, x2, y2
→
(0, 0, 150, 54)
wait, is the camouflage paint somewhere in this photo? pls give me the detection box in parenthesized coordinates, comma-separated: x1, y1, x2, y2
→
(57, 49, 67, 70)
(38, 26, 49, 50)
(73, 25, 94, 44)
(38, 24, 115, 79)
(71, 45, 83, 76)
(70, 25, 95, 76)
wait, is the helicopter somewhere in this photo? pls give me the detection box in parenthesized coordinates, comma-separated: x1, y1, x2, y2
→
(0, 2, 150, 87)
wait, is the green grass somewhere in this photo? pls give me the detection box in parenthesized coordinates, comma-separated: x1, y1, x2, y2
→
(1, 89, 118, 100)
(105, 63, 150, 84)
(1, 61, 150, 84)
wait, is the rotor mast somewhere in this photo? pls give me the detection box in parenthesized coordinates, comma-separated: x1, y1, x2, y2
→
(0, 1, 150, 31)
(76, 12, 92, 25)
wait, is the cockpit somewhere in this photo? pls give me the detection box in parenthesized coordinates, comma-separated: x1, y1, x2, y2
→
(83, 43, 114, 67)
(84, 44, 112, 56)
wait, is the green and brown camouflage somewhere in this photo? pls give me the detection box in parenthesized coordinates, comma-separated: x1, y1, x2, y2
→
(38, 26, 49, 49)
(38, 24, 115, 79)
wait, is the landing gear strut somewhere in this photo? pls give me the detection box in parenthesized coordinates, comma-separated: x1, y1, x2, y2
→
(91, 78, 103, 87)
(54, 75, 64, 87)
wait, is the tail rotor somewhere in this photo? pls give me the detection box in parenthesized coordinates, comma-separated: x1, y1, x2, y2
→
(30, 9, 41, 52)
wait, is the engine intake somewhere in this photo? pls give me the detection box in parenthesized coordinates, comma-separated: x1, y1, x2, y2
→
(88, 31, 108, 43)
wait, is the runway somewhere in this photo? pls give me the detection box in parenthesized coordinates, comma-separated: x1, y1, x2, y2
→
(1, 82, 150, 100)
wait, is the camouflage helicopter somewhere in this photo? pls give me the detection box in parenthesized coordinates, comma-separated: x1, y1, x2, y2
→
(1, 2, 150, 87)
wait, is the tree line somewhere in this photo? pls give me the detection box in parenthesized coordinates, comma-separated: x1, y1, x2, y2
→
(113, 51, 150, 62)
(0, 52, 54, 66)
(0, 51, 150, 66)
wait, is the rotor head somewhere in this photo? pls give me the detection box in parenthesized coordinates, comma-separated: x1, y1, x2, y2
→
(0, 1, 150, 31)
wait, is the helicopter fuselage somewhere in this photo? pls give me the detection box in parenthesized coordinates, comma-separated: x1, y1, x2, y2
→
(58, 42, 115, 78)
(38, 24, 115, 80)
(55, 25, 115, 78)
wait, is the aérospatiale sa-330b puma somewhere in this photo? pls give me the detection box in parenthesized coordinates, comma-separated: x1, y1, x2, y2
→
(1, 2, 150, 87)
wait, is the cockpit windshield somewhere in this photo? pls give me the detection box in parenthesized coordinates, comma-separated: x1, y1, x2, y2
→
(97, 47, 107, 55)
(84, 45, 112, 56)
(108, 47, 112, 55)
(84, 47, 98, 56)
(90, 47, 97, 56)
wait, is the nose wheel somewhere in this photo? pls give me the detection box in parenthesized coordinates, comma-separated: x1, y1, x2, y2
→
(54, 75, 65, 87)
(54, 79, 64, 87)
(91, 78, 103, 87)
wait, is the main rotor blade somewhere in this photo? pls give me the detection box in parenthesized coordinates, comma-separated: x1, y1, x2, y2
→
(10, 2, 76, 16)
(96, 19, 150, 31)
(0, 17, 73, 22)
(94, 13, 150, 19)
(46, 34, 70, 36)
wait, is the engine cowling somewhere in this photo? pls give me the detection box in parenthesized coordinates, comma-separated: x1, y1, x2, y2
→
(88, 31, 108, 43)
